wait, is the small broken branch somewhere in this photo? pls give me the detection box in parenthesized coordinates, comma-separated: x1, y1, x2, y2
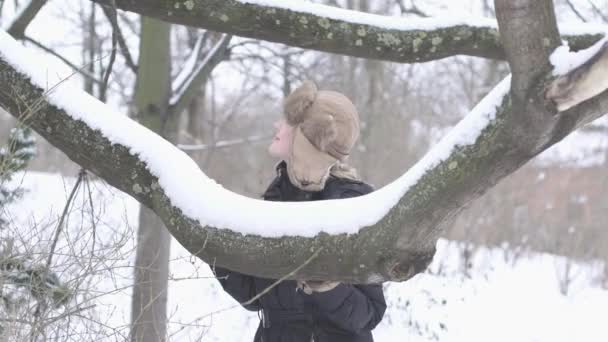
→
(547, 40, 608, 112)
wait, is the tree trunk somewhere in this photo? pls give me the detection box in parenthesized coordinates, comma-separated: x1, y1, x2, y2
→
(130, 17, 172, 342)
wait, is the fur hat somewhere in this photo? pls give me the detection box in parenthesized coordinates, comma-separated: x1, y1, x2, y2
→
(283, 81, 360, 191)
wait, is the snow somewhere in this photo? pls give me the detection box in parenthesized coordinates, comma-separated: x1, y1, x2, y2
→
(0, 29, 511, 238)
(550, 34, 608, 75)
(169, 35, 230, 107)
(238, 0, 608, 36)
(171, 34, 205, 98)
(537, 127, 608, 167)
(239, 0, 496, 30)
(3, 171, 608, 341)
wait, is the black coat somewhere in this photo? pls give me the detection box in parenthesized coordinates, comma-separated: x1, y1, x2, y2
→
(214, 162, 386, 342)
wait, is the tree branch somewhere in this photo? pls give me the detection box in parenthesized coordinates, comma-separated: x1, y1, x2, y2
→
(99, 2, 138, 73)
(177, 134, 271, 151)
(587, 0, 608, 23)
(3, 34, 607, 282)
(23, 36, 106, 87)
(7, 0, 48, 39)
(88, 0, 604, 63)
(496, 0, 560, 99)
(169, 34, 232, 115)
(565, 0, 588, 22)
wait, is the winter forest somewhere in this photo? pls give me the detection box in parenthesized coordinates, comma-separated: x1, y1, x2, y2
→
(1, 0, 608, 341)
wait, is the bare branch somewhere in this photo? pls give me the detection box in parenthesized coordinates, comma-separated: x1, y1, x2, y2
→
(177, 135, 271, 151)
(587, 0, 608, 23)
(23, 36, 105, 87)
(99, 0, 118, 102)
(565, 0, 588, 22)
(46, 170, 86, 268)
(99, 1, 138, 73)
(169, 34, 232, 116)
(395, 0, 429, 18)
(7, 0, 48, 39)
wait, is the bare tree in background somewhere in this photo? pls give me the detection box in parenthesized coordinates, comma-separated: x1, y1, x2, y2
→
(129, 14, 231, 342)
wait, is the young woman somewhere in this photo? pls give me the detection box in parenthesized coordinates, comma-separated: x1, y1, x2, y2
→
(213, 81, 386, 342)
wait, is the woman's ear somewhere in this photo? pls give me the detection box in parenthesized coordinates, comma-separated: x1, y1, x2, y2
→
(300, 114, 337, 152)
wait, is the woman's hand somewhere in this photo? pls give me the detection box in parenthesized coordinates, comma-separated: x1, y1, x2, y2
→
(297, 280, 340, 294)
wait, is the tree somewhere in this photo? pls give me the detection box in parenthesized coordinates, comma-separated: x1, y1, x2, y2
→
(129, 17, 173, 342)
(1, 0, 607, 284)
(130, 15, 230, 342)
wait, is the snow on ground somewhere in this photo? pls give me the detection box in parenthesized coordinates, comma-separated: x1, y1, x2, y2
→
(2, 171, 607, 341)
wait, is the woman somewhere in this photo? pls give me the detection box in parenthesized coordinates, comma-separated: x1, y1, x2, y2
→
(213, 81, 386, 342)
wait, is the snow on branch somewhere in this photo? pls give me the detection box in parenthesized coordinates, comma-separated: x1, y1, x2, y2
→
(92, 0, 607, 63)
(169, 34, 232, 115)
(548, 35, 608, 111)
(0, 29, 511, 239)
(172, 33, 208, 95)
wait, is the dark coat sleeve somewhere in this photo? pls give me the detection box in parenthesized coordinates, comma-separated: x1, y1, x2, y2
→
(307, 283, 386, 333)
(307, 177, 386, 333)
(213, 266, 260, 311)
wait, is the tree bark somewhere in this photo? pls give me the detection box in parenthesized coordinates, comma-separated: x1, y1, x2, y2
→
(130, 17, 172, 342)
(90, 0, 603, 63)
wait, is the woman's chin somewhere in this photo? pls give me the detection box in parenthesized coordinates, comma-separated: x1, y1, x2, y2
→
(268, 145, 279, 158)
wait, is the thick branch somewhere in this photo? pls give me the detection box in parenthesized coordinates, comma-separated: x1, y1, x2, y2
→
(7, 0, 47, 39)
(88, 0, 605, 63)
(496, 0, 561, 99)
(3, 45, 607, 283)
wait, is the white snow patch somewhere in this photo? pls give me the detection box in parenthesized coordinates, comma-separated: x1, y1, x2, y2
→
(550, 34, 608, 75)
(238, 0, 496, 31)
(0, 29, 511, 237)
(536, 127, 608, 167)
(239, 0, 608, 38)
(4, 172, 608, 342)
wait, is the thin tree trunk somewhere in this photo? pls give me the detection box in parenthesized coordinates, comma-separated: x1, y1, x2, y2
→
(130, 17, 172, 342)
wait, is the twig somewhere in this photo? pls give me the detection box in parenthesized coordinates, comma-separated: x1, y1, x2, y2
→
(565, 0, 588, 22)
(46, 170, 86, 268)
(99, 0, 118, 102)
(170, 247, 324, 339)
(241, 247, 324, 306)
(100, 1, 138, 73)
(587, 0, 608, 22)
(84, 173, 98, 260)
(23, 36, 105, 87)
(395, 0, 429, 17)
(177, 135, 272, 151)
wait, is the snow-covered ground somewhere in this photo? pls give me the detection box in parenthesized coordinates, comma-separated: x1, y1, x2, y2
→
(2, 171, 607, 341)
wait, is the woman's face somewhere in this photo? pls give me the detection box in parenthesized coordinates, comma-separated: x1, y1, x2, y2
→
(268, 119, 294, 160)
